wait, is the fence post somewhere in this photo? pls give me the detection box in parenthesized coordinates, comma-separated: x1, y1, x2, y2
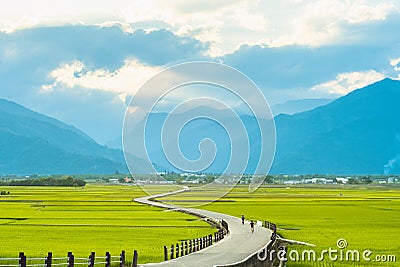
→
(164, 246, 168, 261)
(88, 252, 95, 267)
(68, 252, 74, 267)
(180, 242, 184, 257)
(105, 252, 110, 267)
(119, 250, 125, 267)
(221, 220, 227, 232)
(189, 240, 192, 253)
(185, 241, 188, 255)
(132, 250, 138, 267)
(19, 252, 26, 267)
(271, 232, 277, 241)
(175, 243, 179, 258)
(45, 252, 52, 267)
(209, 234, 213, 245)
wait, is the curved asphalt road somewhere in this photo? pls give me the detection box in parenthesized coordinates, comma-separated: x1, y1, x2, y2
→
(135, 187, 272, 267)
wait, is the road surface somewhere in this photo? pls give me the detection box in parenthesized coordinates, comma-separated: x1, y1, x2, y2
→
(135, 187, 272, 267)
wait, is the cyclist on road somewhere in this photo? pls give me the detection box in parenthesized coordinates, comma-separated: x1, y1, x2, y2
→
(250, 220, 255, 233)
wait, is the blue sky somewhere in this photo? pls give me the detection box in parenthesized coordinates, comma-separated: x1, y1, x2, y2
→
(1, 0, 400, 144)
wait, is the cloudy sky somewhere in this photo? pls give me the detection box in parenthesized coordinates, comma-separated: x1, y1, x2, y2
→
(1, 0, 400, 144)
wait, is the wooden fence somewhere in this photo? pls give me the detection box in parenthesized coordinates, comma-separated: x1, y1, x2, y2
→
(163, 219, 229, 261)
(1, 218, 232, 266)
(0, 251, 137, 267)
(263, 221, 277, 240)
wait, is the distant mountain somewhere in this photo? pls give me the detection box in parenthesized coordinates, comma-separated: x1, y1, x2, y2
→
(271, 78, 400, 174)
(271, 98, 335, 115)
(107, 98, 334, 150)
(123, 107, 267, 174)
(133, 78, 400, 175)
(0, 99, 129, 174)
(105, 136, 123, 150)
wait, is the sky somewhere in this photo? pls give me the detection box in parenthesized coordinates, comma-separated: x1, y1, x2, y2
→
(1, 0, 400, 144)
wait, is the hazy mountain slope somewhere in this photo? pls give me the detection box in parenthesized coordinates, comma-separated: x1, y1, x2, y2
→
(0, 99, 128, 174)
(271, 78, 400, 174)
(271, 98, 335, 115)
(137, 78, 400, 175)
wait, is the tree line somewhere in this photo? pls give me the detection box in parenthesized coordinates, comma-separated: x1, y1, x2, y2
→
(0, 176, 86, 187)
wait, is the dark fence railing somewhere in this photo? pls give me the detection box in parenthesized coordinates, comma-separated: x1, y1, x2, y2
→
(0, 251, 137, 267)
(263, 221, 277, 240)
(163, 219, 229, 261)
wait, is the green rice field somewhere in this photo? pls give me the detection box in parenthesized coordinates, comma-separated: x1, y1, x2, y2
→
(0, 184, 214, 264)
(164, 184, 400, 266)
(1, 183, 399, 266)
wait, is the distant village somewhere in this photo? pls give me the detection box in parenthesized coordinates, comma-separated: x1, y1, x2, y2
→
(105, 173, 399, 185)
(1, 173, 398, 186)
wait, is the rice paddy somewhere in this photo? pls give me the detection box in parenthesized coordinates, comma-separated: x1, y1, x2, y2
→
(200, 185, 400, 266)
(0, 183, 399, 266)
(0, 184, 214, 264)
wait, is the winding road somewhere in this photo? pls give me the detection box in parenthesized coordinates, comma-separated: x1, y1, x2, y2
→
(135, 187, 272, 267)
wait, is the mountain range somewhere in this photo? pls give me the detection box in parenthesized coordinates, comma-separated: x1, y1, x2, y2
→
(1, 78, 399, 175)
(272, 78, 400, 174)
(0, 99, 128, 174)
(270, 98, 334, 116)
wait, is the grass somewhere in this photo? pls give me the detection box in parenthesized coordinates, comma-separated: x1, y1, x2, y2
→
(1, 183, 399, 266)
(0, 184, 214, 264)
(162, 184, 400, 266)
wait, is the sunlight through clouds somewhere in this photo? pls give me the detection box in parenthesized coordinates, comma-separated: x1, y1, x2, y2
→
(310, 70, 385, 95)
(41, 59, 161, 96)
(267, 0, 398, 47)
(1, 0, 399, 57)
(390, 57, 400, 72)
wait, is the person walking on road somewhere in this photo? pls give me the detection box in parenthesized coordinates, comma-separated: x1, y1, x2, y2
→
(250, 220, 254, 233)
(241, 215, 245, 225)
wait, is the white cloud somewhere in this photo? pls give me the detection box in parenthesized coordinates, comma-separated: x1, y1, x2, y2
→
(41, 59, 161, 96)
(0, 0, 399, 56)
(310, 70, 385, 95)
(390, 57, 400, 72)
(0, 0, 268, 56)
(119, 0, 269, 56)
(96, 21, 134, 33)
(267, 0, 398, 47)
